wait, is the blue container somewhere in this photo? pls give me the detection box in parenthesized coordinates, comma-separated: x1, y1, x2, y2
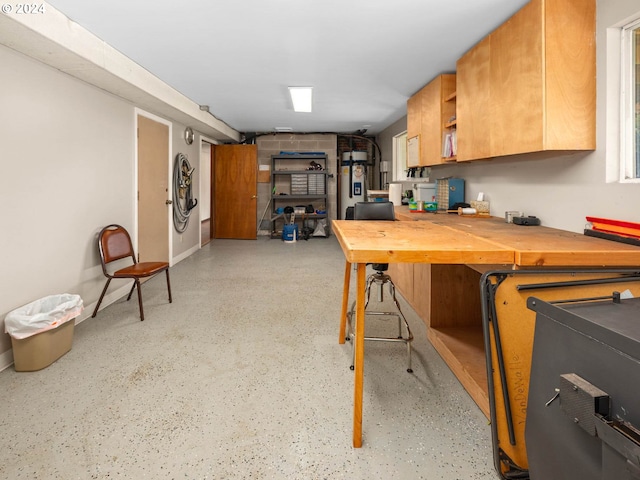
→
(282, 224, 298, 242)
(447, 178, 465, 207)
(436, 177, 465, 208)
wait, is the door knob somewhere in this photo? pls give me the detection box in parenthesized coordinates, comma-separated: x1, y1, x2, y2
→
(166, 200, 173, 205)
(251, 195, 257, 199)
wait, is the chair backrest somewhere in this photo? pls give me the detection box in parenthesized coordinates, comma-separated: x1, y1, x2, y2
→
(353, 201, 395, 221)
(354, 202, 395, 272)
(98, 224, 136, 265)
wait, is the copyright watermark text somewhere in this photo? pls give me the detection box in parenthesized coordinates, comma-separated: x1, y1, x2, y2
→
(2, 3, 46, 14)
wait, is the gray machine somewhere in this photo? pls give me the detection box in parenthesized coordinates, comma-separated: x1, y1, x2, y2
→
(526, 294, 640, 480)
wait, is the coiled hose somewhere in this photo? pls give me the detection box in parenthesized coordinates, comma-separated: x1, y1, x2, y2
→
(173, 153, 198, 233)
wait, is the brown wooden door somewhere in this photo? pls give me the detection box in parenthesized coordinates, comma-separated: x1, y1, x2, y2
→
(213, 144, 257, 239)
(137, 114, 170, 261)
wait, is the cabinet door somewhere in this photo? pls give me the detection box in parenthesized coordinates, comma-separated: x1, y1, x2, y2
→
(412, 263, 431, 324)
(407, 93, 422, 140)
(490, 0, 544, 157)
(388, 263, 414, 304)
(406, 89, 423, 168)
(544, 0, 596, 150)
(420, 79, 440, 166)
(457, 36, 491, 161)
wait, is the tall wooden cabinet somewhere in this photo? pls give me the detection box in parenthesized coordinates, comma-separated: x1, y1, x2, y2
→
(456, 0, 596, 161)
(406, 74, 456, 167)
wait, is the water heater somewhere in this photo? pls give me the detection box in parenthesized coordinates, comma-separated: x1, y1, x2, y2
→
(340, 151, 367, 218)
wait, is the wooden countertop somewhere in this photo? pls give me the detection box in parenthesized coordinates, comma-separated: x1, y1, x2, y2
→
(332, 220, 514, 265)
(333, 208, 640, 267)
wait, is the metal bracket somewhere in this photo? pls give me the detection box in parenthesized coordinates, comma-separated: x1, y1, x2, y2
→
(559, 373, 610, 436)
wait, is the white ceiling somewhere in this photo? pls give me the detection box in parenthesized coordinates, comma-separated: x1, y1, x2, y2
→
(46, 0, 529, 136)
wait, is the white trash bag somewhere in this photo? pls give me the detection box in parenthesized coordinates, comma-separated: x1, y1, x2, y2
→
(313, 219, 328, 237)
(4, 294, 84, 340)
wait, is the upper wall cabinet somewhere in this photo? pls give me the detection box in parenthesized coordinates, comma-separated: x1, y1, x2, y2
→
(456, 0, 596, 161)
(406, 74, 456, 167)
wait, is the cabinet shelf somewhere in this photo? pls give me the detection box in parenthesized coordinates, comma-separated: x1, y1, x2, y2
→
(445, 91, 457, 102)
(272, 194, 326, 200)
(270, 212, 327, 221)
(273, 170, 329, 175)
(445, 120, 457, 128)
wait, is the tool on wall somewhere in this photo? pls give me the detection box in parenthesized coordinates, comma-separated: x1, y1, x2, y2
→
(173, 152, 198, 233)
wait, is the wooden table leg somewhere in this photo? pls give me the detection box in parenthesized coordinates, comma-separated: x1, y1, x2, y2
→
(338, 260, 351, 345)
(353, 262, 366, 448)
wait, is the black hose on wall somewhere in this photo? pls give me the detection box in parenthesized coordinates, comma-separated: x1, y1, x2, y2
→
(173, 153, 198, 233)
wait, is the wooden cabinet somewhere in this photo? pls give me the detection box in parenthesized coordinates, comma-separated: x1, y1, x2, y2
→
(405, 74, 456, 166)
(456, 0, 595, 161)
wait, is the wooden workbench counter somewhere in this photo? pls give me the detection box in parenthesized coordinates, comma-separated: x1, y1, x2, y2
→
(332, 211, 640, 452)
(393, 206, 640, 267)
(336, 208, 640, 422)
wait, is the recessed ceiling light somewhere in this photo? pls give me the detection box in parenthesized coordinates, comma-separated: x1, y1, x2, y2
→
(275, 127, 293, 132)
(288, 87, 313, 113)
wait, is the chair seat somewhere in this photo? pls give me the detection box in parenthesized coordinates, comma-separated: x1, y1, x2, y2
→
(114, 261, 168, 278)
(371, 263, 388, 272)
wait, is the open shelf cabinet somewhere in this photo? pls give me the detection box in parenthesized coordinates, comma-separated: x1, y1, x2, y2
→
(270, 154, 330, 239)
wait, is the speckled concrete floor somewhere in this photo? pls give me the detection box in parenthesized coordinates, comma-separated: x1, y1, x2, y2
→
(0, 237, 498, 479)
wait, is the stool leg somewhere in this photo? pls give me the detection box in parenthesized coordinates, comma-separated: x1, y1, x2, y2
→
(339, 261, 351, 345)
(349, 274, 376, 371)
(388, 279, 413, 373)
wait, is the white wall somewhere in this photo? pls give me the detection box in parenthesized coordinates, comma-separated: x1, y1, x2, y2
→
(0, 45, 203, 364)
(200, 143, 211, 220)
(377, 0, 640, 234)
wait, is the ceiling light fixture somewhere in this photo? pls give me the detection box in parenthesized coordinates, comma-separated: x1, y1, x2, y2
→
(288, 86, 313, 113)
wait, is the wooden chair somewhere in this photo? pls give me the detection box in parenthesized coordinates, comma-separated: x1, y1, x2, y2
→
(92, 224, 172, 321)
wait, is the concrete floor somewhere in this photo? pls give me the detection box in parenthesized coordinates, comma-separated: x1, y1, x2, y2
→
(0, 237, 498, 479)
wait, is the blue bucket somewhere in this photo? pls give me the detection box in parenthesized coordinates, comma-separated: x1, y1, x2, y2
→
(282, 224, 298, 242)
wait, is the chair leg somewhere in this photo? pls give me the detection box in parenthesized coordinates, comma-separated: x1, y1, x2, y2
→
(165, 269, 172, 303)
(92, 278, 112, 318)
(126, 281, 136, 301)
(134, 279, 145, 321)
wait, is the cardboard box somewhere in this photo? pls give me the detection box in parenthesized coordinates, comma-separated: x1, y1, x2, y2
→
(11, 319, 74, 371)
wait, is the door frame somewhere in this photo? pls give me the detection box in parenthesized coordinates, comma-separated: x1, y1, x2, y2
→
(134, 108, 173, 265)
(199, 135, 218, 246)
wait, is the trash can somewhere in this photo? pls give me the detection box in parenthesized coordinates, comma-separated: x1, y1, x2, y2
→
(4, 294, 83, 371)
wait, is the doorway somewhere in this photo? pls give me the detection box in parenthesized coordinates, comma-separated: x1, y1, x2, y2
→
(137, 113, 170, 262)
